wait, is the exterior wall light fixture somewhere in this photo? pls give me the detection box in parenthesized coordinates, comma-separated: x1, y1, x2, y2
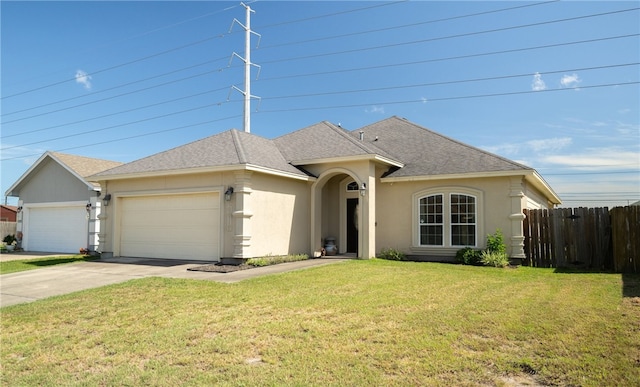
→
(86, 203, 92, 213)
(224, 187, 234, 201)
(102, 194, 112, 207)
(360, 183, 367, 197)
(16, 206, 23, 213)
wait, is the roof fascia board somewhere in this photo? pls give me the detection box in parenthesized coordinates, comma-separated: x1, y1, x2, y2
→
(382, 169, 561, 205)
(89, 164, 312, 182)
(381, 169, 534, 182)
(291, 154, 403, 168)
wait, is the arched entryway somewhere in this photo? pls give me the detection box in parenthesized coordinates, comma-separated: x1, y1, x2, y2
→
(310, 168, 367, 257)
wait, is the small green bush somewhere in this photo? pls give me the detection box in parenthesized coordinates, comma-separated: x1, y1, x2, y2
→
(486, 229, 506, 254)
(455, 247, 482, 265)
(480, 250, 510, 268)
(378, 248, 406, 261)
(246, 254, 309, 267)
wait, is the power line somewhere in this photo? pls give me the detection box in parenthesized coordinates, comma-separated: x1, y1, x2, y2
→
(261, 33, 639, 65)
(256, 81, 639, 113)
(3, 30, 636, 128)
(0, 0, 579, 104)
(0, 115, 243, 162)
(3, 2, 633, 120)
(1, 99, 233, 151)
(5, 62, 634, 140)
(1, 87, 229, 139)
(1, 58, 227, 118)
(259, 63, 639, 101)
(258, 6, 637, 51)
(0, 1, 404, 101)
(3, 80, 635, 156)
(1, 67, 231, 126)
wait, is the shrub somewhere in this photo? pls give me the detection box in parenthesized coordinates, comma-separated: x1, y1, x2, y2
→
(3, 234, 17, 245)
(486, 229, 506, 254)
(455, 247, 482, 265)
(480, 250, 510, 268)
(246, 254, 309, 267)
(378, 248, 406, 261)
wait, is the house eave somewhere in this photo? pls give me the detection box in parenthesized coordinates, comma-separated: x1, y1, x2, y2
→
(381, 169, 561, 205)
(291, 154, 403, 168)
(89, 164, 312, 182)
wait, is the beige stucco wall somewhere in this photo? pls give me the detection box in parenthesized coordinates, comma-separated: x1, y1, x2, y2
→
(97, 170, 312, 259)
(18, 158, 93, 203)
(375, 175, 544, 259)
(247, 173, 311, 257)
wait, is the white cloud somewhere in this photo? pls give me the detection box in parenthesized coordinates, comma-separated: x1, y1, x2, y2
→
(527, 137, 572, 152)
(560, 73, 581, 89)
(483, 137, 572, 156)
(541, 147, 639, 170)
(365, 105, 385, 114)
(531, 72, 546, 91)
(75, 69, 92, 90)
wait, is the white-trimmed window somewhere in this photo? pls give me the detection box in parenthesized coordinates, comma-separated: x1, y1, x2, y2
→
(415, 189, 480, 248)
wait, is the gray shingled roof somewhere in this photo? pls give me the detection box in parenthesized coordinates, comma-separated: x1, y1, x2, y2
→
(92, 117, 532, 181)
(93, 129, 305, 178)
(53, 152, 123, 178)
(274, 121, 398, 163)
(351, 116, 532, 178)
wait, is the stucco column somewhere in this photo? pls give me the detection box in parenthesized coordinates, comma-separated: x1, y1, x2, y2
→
(232, 171, 253, 259)
(359, 164, 376, 259)
(508, 176, 526, 259)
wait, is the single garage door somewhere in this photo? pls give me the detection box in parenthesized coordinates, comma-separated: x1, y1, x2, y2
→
(120, 193, 220, 260)
(26, 205, 88, 253)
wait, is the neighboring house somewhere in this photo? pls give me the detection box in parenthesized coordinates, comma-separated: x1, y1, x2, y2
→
(90, 116, 561, 262)
(1, 205, 18, 222)
(5, 152, 123, 253)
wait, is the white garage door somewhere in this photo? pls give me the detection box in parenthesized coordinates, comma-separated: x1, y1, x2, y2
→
(120, 193, 220, 260)
(26, 206, 88, 253)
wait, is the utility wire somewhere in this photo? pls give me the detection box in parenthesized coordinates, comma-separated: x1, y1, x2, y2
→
(1, 115, 243, 162)
(258, 6, 637, 50)
(3, 2, 631, 117)
(3, 31, 637, 128)
(255, 82, 639, 114)
(1, 67, 231, 126)
(1, 0, 565, 102)
(1, 87, 229, 139)
(3, 62, 636, 140)
(1, 57, 228, 118)
(1, 99, 233, 151)
(3, 81, 635, 154)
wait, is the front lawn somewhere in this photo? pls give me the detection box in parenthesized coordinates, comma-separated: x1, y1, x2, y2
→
(0, 255, 96, 274)
(1, 260, 638, 386)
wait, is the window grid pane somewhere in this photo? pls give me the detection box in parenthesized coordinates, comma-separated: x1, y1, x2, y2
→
(419, 194, 443, 246)
(450, 194, 476, 246)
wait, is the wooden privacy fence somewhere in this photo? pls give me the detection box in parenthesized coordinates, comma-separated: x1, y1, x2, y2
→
(523, 206, 639, 273)
(1, 221, 17, 241)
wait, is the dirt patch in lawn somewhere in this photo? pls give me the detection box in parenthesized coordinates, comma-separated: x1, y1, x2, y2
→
(187, 263, 255, 273)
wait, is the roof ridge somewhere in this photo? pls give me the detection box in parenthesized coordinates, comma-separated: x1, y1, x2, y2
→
(324, 121, 380, 154)
(230, 129, 248, 164)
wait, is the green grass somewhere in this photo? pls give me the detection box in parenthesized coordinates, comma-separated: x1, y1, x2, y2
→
(0, 255, 97, 274)
(1, 260, 639, 386)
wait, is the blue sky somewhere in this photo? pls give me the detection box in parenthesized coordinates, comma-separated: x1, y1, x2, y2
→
(1, 1, 639, 207)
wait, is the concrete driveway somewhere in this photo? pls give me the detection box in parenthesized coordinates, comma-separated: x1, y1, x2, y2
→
(1, 256, 348, 308)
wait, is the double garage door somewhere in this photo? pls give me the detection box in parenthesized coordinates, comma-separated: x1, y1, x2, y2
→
(26, 205, 88, 253)
(119, 193, 220, 261)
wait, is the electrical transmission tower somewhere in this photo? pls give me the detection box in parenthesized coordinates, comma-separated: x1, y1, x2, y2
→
(229, 2, 261, 133)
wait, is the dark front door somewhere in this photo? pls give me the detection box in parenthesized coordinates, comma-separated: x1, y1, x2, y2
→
(346, 198, 359, 254)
